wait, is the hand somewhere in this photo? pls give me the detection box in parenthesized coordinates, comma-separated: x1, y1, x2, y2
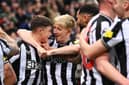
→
(80, 28, 87, 39)
(46, 50, 52, 56)
(120, 79, 129, 85)
(37, 46, 47, 58)
(40, 42, 51, 50)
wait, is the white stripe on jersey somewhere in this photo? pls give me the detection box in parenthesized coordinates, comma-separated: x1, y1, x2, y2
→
(55, 64, 62, 85)
(9, 54, 19, 63)
(121, 19, 129, 78)
(66, 63, 73, 85)
(0, 40, 11, 55)
(37, 71, 41, 85)
(92, 68, 102, 85)
(0, 45, 4, 85)
(0, 45, 4, 73)
(80, 67, 85, 84)
(18, 44, 27, 85)
(27, 46, 41, 85)
(46, 62, 53, 85)
(86, 69, 91, 85)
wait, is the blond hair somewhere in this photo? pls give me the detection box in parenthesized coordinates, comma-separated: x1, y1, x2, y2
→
(54, 14, 76, 29)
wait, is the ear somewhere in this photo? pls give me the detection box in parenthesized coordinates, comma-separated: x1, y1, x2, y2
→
(107, 0, 116, 5)
(37, 28, 43, 34)
(107, 0, 113, 5)
(67, 28, 72, 33)
(123, 1, 129, 11)
(83, 15, 88, 19)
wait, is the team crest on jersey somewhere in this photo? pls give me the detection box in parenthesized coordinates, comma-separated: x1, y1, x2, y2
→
(103, 30, 113, 38)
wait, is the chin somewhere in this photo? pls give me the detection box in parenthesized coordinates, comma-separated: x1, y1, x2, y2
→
(56, 38, 61, 42)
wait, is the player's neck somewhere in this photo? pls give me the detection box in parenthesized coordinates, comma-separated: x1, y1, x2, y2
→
(123, 11, 129, 19)
(32, 33, 40, 44)
(99, 5, 116, 21)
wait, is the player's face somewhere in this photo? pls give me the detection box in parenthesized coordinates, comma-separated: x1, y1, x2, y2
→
(113, 0, 125, 17)
(77, 12, 92, 28)
(53, 24, 71, 43)
(40, 26, 52, 43)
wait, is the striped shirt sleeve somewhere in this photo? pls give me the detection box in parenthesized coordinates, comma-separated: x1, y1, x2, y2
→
(101, 17, 123, 49)
(0, 39, 11, 55)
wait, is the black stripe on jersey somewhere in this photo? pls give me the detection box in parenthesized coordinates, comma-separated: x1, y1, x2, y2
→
(0, 39, 9, 48)
(21, 43, 31, 85)
(0, 39, 9, 57)
(0, 77, 2, 85)
(50, 63, 57, 85)
(89, 70, 96, 85)
(114, 41, 127, 77)
(95, 18, 102, 40)
(82, 65, 87, 85)
(61, 63, 67, 85)
(13, 55, 20, 83)
(118, 26, 127, 77)
(32, 70, 39, 85)
(71, 64, 77, 85)
(42, 61, 48, 85)
(101, 75, 114, 85)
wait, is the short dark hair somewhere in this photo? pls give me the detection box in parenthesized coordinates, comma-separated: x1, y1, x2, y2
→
(30, 15, 52, 30)
(97, 0, 104, 3)
(97, 0, 100, 3)
(78, 4, 99, 16)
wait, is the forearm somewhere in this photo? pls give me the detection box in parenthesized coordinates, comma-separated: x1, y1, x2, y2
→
(4, 63, 17, 85)
(79, 34, 107, 60)
(47, 45, 80, 56)
(0, 28, 19, 56)
(5, 36, 19, 56)
(17, 29, 46, 57)
(17, 29, 40, 48)
(96, 56, 128, 85)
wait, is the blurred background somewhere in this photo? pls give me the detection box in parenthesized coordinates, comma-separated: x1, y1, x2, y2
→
(0, 0, 97, 40)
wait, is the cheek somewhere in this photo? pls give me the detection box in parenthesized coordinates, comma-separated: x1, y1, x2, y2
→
(114, 5, 124, 16)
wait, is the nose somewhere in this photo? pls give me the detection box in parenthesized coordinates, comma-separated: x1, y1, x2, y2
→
(53, 28, 57, 34)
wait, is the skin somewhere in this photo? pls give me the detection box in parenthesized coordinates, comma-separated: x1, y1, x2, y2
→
(79, 0, 129, 84)
(4, 63, 17, 85)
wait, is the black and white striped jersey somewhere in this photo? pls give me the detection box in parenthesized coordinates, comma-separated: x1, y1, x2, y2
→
(81, 14, 116, 85)
(102, 17, 129, 78)
(41, 39, 78, 85)
(0, 39, 11, 85)
(12, 41, 41, 85)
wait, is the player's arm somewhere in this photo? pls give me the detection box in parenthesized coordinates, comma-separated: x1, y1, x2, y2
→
(79, 29, 107, 60)
(79, 18, 122, 60)
(47, 45, 80, 56)
(0, 27, 19, 56)
(46, 45, 81, 63)
(95, 53, 129, 85)
(17, 29, 46, 56)
(4, 62, 17, 85)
